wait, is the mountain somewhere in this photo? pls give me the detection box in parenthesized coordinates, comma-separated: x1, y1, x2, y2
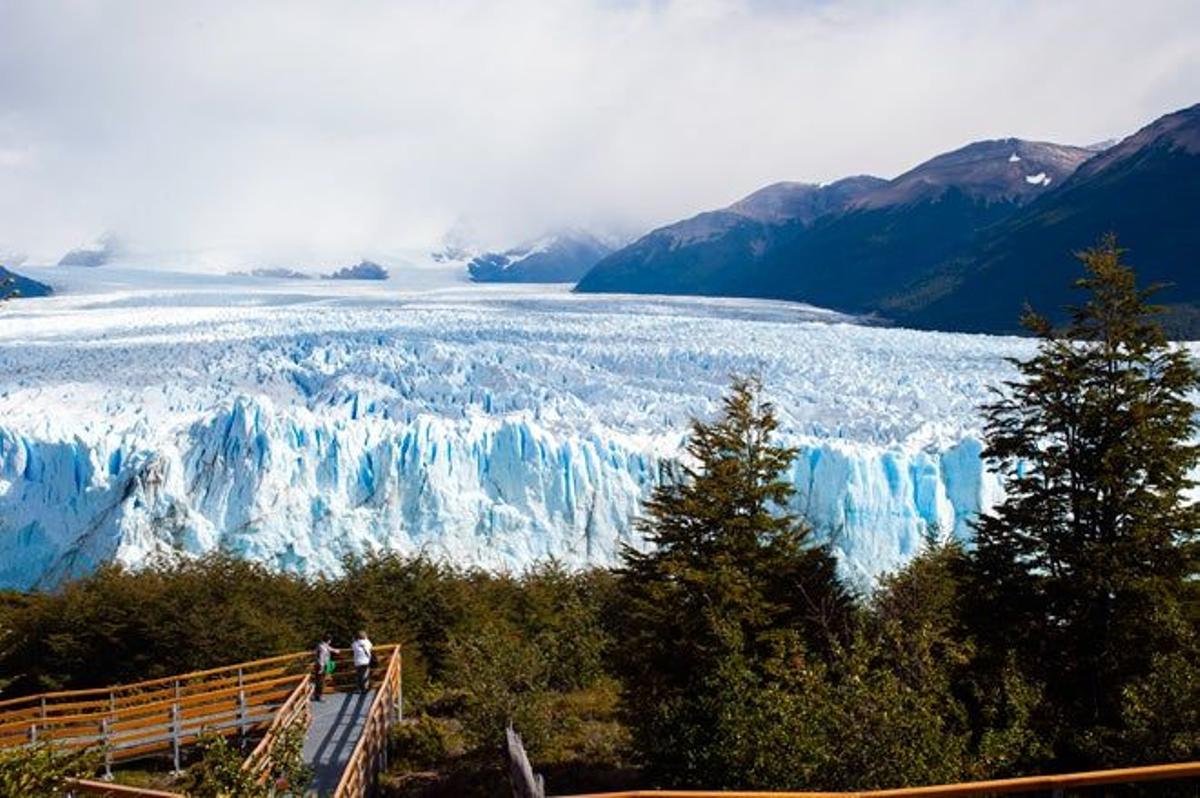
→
(576, 140, 1089, 301)
(468, 231, 613, 283)
(0, 266, 52, 299)
(325, 260, 389, 280)
(235, 268, 313, 279)
(885, 103, 1200, 333)
(579, 106, 1200, 335)
(58, 233, 121, 267)
(575, 176, 886, 295)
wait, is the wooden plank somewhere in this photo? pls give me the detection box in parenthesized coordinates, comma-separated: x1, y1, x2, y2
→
(67, 778, 183, 797)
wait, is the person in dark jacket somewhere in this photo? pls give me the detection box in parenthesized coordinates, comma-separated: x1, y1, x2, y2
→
(313, 635, 339, 701)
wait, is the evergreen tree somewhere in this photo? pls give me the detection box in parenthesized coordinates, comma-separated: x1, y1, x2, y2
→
(617, 376, 850, 786)
(969, 235, 1200, 764)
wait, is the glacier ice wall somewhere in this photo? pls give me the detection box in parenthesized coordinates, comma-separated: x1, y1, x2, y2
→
(0, 398, 1001, 590)
(0, 280, 1028, 590)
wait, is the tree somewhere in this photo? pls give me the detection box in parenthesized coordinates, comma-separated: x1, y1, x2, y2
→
(969, 235, 1200, 765)
(617, 376, 851, 786)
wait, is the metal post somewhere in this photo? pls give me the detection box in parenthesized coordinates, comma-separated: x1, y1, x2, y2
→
(237, 667, 248, 740)
(100, 718, 113, 780)
(39, 696, 47, 722)
(171, 703, 181, 773)
(27, 723, 37, 744)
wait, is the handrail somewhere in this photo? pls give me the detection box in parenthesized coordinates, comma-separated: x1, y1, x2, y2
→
(22, 644, 399, 794)
(332, 645, 403, 798)
(554, 760, 1200, 798)
(67, 779, 183, 797)
(0, 653, 312, 773)
(0, 649, 310, 710)
(243, 672, 313, 784)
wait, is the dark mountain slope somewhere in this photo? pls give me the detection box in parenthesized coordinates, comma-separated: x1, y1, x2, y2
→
(0, 266, 53, 298)
(576, 140, 1089, 303)
(886, 104, 1200, 334)
(575, 176, 885, 295)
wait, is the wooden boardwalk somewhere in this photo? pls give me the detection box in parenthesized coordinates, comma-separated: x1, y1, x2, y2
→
(304, 689, 376, 795)
(2, 644, 403, 798)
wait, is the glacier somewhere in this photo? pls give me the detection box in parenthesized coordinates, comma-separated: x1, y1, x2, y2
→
(0, 268, 1034, 590)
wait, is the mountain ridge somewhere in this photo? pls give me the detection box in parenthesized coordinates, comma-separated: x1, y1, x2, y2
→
(576, 103, 1200, 334)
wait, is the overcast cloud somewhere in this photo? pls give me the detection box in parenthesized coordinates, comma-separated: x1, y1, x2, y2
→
(1, 0, 1198, 265)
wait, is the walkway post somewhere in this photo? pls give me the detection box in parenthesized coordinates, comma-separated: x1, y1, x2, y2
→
(100, 718, 113, 779)
(237, 667, 248, 740)
(170, 703, 181, 773)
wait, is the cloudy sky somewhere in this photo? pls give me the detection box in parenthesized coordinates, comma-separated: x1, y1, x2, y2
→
(1, 0, 1198, 264)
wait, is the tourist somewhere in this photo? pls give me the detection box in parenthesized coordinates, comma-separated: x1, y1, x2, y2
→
(313, 635, 338, 701)
(351, 630, 374, 694)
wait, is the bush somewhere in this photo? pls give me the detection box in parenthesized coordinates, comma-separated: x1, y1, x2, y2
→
(445, 622, 555, 756)
(388, 715, 461, 772)
(0, 744, 96, 798)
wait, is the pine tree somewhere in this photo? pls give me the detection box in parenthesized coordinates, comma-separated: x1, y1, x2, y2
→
(617, 376, 850, 786)
(969, 235, 1200, 764)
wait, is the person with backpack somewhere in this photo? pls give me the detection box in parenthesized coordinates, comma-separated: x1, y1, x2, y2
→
(313, 635, 339, 701)
(351, 630, 374, 694)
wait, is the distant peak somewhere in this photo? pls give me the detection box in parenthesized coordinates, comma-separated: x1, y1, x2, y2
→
(324, 260, 389, 280)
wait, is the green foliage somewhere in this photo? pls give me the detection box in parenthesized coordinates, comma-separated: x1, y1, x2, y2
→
(388, 715, 461, 772)
(1119, 650, 1200, 763)
(265, 723, 313, 797)
(179, 734, 265, 798)
(445, 621, 555, 756)
(0, 555, 314, 694)
(969, 235, 1200, 766)
(180, 727, 310, 798)
(0, 744, 96, 798)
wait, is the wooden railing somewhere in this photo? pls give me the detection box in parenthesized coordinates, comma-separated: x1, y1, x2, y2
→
(332, 644, 403, 798)
(555, 760, 1200, 798)
(0, 651, 310, 775)
(242, 671, 313, 786)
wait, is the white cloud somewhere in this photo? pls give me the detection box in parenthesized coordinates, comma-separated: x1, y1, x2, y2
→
(0, 0, 1197, 264)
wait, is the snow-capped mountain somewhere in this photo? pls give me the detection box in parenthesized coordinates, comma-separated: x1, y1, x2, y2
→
(58, 233, 122, 267)
(0, 277, 1027, 591)
(468, 232, 613, 283)
(324, 260, 389, 280)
